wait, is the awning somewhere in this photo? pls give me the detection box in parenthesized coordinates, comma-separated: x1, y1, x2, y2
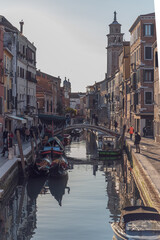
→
(6, 114, 27, 124)
(38, 114, 66, 125)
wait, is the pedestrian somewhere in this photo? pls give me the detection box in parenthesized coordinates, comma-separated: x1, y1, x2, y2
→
(143, 126, 147, 137)
(129, 125, 134, 140)
(114, 120, 118, 132)
(38, 123, 42, 134)
(25, 128, 30, 142)
(8, 131, 13, 148)
(2, 128, 8, 145)
(1, 138, 8, 157)
(134, 132, 141, 153)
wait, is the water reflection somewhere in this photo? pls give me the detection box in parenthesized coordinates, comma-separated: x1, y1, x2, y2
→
(102, 154, 142, 225)
(0, 132, 143, 240)
(48, 175, 70, 206)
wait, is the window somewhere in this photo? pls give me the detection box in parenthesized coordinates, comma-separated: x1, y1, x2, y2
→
(145, 92, 152, 104)
(143, 24, 154, 36)
(144, 70, 154, 82)
(155, 51, 158, 68)
(145, 47, 152, 60)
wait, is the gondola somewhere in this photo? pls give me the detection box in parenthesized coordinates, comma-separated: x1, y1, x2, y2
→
(49, 156, 69, 178)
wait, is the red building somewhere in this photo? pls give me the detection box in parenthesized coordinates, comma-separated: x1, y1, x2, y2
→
(36, 70, 61, 115)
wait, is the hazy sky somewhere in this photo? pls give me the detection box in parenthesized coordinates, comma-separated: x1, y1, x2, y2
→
(1, 0, 155, 92)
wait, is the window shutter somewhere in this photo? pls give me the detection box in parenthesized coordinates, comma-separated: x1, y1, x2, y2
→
(151, 70, 154, 81)
(143, 24, 145, 36)
(151, 24, 154, 35)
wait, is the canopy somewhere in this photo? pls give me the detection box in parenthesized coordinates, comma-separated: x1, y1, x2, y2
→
(38, 114, 66, 126)
(6, 114, 27, 124)
(122, 206, 160, 223)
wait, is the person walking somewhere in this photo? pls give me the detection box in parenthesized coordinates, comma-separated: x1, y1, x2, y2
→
(2, 128, 8, 145)
(8, 131, 13, 148)
(129, 125, 134, 140)
(143, 126, 147, 137)
(25, 128, 30, 142)
(114, 120, 118, 132)
(134, 132, 141, 153)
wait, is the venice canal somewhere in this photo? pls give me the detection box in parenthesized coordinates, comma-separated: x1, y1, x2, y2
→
(0, 131, 142, 239)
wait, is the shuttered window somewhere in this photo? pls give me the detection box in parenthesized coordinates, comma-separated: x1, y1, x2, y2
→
(144, 70, 154, 82)
(145, 47, 152, 60)
(143, 24, 154, 36)
(145, 92, 152, 104)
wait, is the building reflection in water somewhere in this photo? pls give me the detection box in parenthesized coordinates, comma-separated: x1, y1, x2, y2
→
(0, 132, 142, 240)
(0, 174, 70, 240)
(102, 153, 142, 224)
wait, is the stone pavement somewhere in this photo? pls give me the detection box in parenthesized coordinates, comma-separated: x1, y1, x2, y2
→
(125, 134, 160, 195)
(0, 140, 31, 168)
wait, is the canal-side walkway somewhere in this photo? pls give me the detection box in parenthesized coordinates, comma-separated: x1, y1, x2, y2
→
(125, 134, 160, 212)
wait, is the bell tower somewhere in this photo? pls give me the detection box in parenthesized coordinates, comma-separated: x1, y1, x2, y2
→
(106, 11, 124, 78)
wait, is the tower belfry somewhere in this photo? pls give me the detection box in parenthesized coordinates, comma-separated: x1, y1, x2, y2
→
(106, 12, 124, 78)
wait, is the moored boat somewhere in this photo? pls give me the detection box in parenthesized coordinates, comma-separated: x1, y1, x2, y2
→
(49, 156, 69, 178)
(111, 206, 160, 240)
(98, 135, 122, 159)
(28, 155, 51, 177)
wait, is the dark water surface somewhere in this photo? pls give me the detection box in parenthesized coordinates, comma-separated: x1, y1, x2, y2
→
(0, 132, 142, 240)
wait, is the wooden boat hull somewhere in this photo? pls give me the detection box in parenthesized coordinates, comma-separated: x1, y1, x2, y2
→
(99, 149, 122, 158)
(49, 158, 68, 178)
(28, 163, 49, 177)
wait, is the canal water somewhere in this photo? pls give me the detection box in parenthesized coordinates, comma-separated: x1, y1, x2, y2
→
(0, 132, 142, 240)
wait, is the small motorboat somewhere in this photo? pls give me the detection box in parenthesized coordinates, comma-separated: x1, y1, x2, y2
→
(111, 205, 160, 240)
(98, 135, 122, 159)
(49, 156, 69, 178)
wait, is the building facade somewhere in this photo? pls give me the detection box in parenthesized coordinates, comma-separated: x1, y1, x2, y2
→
(36, 70, 61, 115)
(129, 13, 156, 135)
(153, 40, 160, 142)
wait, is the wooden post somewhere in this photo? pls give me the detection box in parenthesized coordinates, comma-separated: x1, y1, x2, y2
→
(33, 131, 38, 152)
(16, 130, 26, 177)
(31, 138, 35, 164)
(52, 120, 54, 137)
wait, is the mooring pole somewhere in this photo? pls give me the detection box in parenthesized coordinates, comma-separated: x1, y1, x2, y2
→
(33, 131, 38, 152)
(30, 138, 35, 164)
(16, 130, 26, 177)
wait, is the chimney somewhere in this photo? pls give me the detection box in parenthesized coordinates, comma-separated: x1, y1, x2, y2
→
(19, 20, 24, 34)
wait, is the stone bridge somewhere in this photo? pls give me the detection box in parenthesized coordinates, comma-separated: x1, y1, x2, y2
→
(54, 124, 120, 137)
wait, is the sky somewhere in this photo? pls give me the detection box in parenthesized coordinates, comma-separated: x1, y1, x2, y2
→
(1, 0, 156, 92)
